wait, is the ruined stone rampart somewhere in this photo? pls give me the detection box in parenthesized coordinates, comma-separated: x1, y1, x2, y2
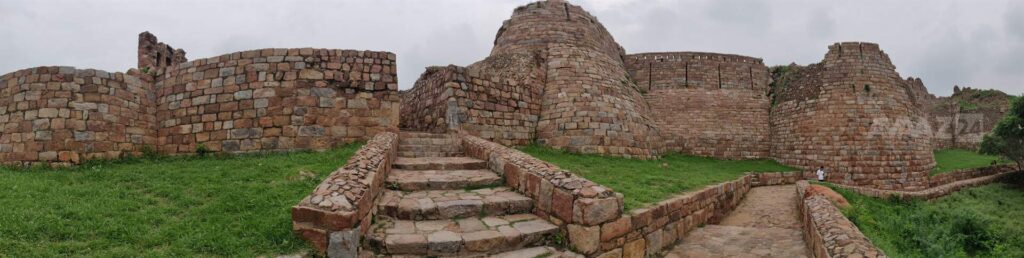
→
(626, 52, 771, 159)
(399, 63, 542, 146)
(0, 32, 400, 165)
(925, 86, 1012, 150)
(403, 0, 662, 158)
(154, 48, 399, 154)
(0, 67, 156, 165)
(138, 32, 187, 73)
(771, 42, 935, 190)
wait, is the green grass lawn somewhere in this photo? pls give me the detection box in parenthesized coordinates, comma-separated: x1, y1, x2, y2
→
(932, 149, 1008, 175)
(0, 144, 361, 257)
(518, 145, 796, 211)
(834, 175, 1024, 258)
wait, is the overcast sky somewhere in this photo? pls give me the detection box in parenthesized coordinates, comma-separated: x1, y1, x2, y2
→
(1, 0, 1022, 96)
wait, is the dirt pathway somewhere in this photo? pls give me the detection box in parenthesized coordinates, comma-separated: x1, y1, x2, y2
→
(664, 185, 809, 258)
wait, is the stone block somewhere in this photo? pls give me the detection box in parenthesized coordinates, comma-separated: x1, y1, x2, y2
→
(622, 238, 645, 258)
(573, 197, 621, 226)
(328, 228, 359, 258)
(601, 216, 631, 241)
(568, 224, 600, 255)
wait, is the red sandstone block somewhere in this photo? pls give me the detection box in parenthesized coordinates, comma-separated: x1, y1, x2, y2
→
(552, 188, 574, 223)
(293, 222, 329, 253)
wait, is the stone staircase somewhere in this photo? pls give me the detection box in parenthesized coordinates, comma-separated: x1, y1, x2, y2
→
(366, 132, 564, 257)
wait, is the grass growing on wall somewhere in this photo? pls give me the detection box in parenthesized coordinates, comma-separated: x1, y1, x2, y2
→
(0, 144, 361, 257)
(932, 149, 1008, 175)
(518, 145, 796, 211)
(833, 175, 1024, 258)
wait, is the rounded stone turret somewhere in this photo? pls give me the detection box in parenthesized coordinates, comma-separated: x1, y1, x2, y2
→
(491, 0, 626, 63)
(770, 42, 935, 190)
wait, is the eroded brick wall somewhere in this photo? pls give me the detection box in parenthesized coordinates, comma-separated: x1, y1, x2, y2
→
(0, 67, 156, 165)
(155, 48, 399, 154)
(626, 52, 771, 159)
(771, 42, 935, 190)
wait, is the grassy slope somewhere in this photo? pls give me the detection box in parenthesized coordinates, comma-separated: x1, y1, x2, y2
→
(0, 144, 361, 257)
(932, 149, 1007, 175)
(834, 178, 1024, 258)
(519, 145, 796, 211)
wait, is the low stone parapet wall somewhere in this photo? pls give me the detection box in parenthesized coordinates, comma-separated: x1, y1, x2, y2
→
(460, 134, 790, 257)
(796, 181, 886, 258)
(837, 169, 1021, 200)
(928, 164, 1017, 187)
(291, 132, 398, 256)
(751, 171, 815, 186)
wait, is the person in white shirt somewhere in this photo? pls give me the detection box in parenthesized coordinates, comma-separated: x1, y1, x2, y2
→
(816, 166, 826, 182)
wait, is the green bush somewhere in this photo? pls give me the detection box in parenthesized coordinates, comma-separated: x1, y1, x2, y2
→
(835, 184, 1024, 258)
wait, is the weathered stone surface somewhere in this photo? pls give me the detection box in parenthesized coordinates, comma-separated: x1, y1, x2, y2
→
(385, 234, 427, 254)
(573, 197, 621, 226)
(462, 230, 504, 252)
(427, 230, 461, 254)
(378, 187, 532, 220)
(568, 224, 600, 255)
(386, 169, 500, 191)
(327, 228, 359, 258)
(622, 238, 645, 258)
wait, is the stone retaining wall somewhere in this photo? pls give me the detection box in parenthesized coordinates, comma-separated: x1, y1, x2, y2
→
(796, 181, 887, 258)
(0, 66, 156, 166)
(928, 164, 1017, 187)
(460, 134, 815, 257)
(291, 132, 398, 255)
(836, 166, 1021, 200)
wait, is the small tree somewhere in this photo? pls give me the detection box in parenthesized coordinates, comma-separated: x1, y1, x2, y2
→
(980, 96, 1024, 169)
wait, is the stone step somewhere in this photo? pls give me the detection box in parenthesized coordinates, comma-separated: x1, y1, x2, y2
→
(397, 145, 462, 153)
(392, 157, 487, 170)
(387, 169, 502, 191)
(399, 137, 460, 145)
(490, 246, 580, 258)
(399, 131, 455, 139)
(378, 187, 533, 220)
(398, 151, 466, 158)
(368, 214, 559, 256)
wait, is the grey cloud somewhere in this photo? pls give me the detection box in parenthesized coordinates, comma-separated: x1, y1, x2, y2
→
(0, 0, 1020, 96)
(806, 8, 835, 39)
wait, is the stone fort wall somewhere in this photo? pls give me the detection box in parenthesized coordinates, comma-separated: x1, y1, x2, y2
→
(770, 42, 935, 190)
(0, 67, 156, 165)
(154, 48, 399, 154)
(0, 32, 399, 165)
(625, 52, 772, 159)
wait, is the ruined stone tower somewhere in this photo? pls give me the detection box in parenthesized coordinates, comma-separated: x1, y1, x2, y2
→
(770, 42, 935, 190)
(401, 0, 662, 158)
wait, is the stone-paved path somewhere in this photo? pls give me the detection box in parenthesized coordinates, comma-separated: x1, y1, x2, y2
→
(665, 185, 809, 258)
